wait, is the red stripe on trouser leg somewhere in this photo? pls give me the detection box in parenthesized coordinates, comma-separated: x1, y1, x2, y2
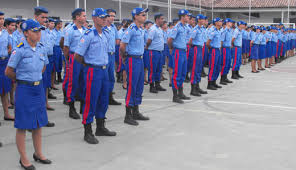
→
(209, 49, 216, 81)
(280, 44, 283, 56)
(202, 45, 205, 61)
(126, 57, 133, 106)
(186, 45, 189, 60)
(149, 50, 153, 83)
(173, 49, 179, 89)
(190, 46, 197, 84)
(82, 68, 93, 125)
(276, 41, 279, 58)
(232, 47, 237, 71)
(62, 62, 69, 90)
(221, 48, 226, 75)
(66, 55, 74, 102)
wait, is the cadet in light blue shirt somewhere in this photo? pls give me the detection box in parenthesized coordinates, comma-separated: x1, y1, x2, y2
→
(119, 7, 150, 124)
(145, 13, 166, 91)
(167, 9, 191, 103)
(74, 8, 116, 144)
(232, 22, 244, 75)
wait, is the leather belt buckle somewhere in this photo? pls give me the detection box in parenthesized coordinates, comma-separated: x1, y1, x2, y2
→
(102, 65, 106, 69)
(34, 81, 40, 86)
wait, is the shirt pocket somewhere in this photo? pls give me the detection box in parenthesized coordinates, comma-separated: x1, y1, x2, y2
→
(22, 55, 33, 64)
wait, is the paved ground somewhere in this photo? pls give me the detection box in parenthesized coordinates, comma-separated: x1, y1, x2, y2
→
(1, 56, 296, 170)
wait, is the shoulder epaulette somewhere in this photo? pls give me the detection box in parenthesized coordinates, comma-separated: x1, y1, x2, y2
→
(129, 25, 134, 30)
(84, 29, 92, 35)
(39, 42, 44, 46)
(17, 42, 24, 48)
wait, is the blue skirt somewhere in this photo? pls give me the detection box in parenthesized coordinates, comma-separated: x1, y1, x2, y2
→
(259, 45, 266, 59)
(266, 42, 272, 58)
(14, 81, 48, 130)
(0, 58, 12, 95)
(250, 44, 259, 60)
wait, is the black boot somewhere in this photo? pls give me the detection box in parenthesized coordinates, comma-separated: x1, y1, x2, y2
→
(231, 71, 239, 79)
(196, 83, 207, 94)
(80, 100, 84, 114)
(201, 68, 207, 77)
(178, 87, 191, 100)
(155, 81, 166, 91)
(63, 89, 69, 105)
(48, 90, 57, 99)
(213, 80, 222, 88)
(95, 118, 117, 136)
(116, 72, 121, 83)
(69, 102, 80, 119)
(190, 84, 201, 96)
(184, 72, 190, 83)
(207, 81, 217, 90)
(124, 106, 139, 126)
(224, 75, 233, 83)
(109, 93, 121, 105)
(133, 105, 149, 121)
(84, 123, 99, 144)
(237, 71, 244, 78)
(172, 89, 184, 104)
(220, 75, 228, 85)
(149, 83, 158, 93)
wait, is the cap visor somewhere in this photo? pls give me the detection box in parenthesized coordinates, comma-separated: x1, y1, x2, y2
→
(141, 8, 149, 13)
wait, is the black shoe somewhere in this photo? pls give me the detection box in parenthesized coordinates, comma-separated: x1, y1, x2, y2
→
(95, 118, 117, 136)
(190, 84, 201, 96)
(219, 75, 228, 85)
(19, 159, 35, 170)
(207, 81, 217, 90)
(149, 83, 158, 93)
(33, 154, 52, 164)
(155, 81, 166, 91)
(109, 93, 121, 105)
(237, 71, 244, 78)
(231, 71, 239, 79)
(46, 121, 55, 127)
(69, 102, 80, 119)
(196, 83, 207, 94)
(184, 72, 190, 83)
(201, 68, 207, 77)
(224, 76, 233, 83)
(0, 142, 2, 147)
(51, 87, 59, 90)
(132, 105, 149, 121)
(4, 117, 14, 121)
(169, 83, 172, 87)
(178, 87, 191, 100)
(8, 105, 14, 109)
(46, 107, 55, 111)
(124, 106, 139, 126)
(172, 89, 184, 104)
(84, 124, 99, 144)
(48, 92, 57, 99)
(57, 73, 63, 83)
(213, 80, 222, 88)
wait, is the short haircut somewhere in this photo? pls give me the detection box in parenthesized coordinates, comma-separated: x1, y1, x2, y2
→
(72, 9, 85, 20)
(154, 13, 163, 21)
(34, 10, 47, 16)
(106, 9, 116, 15)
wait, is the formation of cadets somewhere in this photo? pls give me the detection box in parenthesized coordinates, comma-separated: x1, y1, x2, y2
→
(0, 6, 295, 170)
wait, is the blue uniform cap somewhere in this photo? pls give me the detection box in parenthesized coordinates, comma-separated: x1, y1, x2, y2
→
(196, 14, 206, 20)
(92, 8, 109, 18)
(154, 13, 163, 17)
(213, 17, 222, 23)
(187, 13, 193, 17)
(21, 19, 43, 32)
(0, 11, 4, 15)
(178, 9, 189, 16)
(237, 21, 244, 26)
(5, 18, 16, 23)
(48, 18, 55, 22)
(260, 27, 266, 31)
(34, 6, 49, 13)
(16, 18, 25, 23)
(279, 22, 283, 26)
(72, 8, 85, 17)
(172, 18, 179, 23)
(131, 7, 149, 17)
(224, 18, 233, 23)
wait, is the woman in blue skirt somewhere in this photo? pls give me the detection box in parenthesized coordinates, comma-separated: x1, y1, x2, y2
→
(258, 27, 267, 70)
(0, 12, 15, 121)
(250, 26, 261, 73)
(5, 19, 52, 170)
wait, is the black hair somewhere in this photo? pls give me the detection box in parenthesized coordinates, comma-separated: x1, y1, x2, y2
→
(55, 21, 62, 27)
(64, 22, 70, 28)
(72, 9, 85, 20)
(4, 20, 16, 27)
(34, 10, 47, 16)
(154, 13, 163, 21)
(106, 9, 116, 15)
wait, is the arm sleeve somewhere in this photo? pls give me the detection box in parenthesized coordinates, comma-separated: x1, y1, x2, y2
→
(168, 27, 178, 39)
(64, 29, 72, 47)
(75, 33, 91, 57)
(7, 49, 22, 68)
(121, 27, 133, 44)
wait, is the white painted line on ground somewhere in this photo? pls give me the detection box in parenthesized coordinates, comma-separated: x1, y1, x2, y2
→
(207, 100, 296, 110)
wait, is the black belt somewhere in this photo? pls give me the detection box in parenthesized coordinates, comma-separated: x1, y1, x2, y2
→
(108, 52, 115, 55)
(85, 64, 107, 69)
(128, 55, 143, 59)
(0, 57, 8, 60)
(17, 80, 41, 86)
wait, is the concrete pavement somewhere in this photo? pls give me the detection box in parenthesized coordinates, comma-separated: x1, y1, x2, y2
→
(0, 56, 296, 170)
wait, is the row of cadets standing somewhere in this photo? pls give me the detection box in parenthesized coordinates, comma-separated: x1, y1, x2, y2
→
(63, 8, 86, 120)
(146, 13, 167, 93)
(187, 14, 208, 96)
(120, 7, 150, 126)
(52, 19, 63, 84)
(0, 12, 15, 121)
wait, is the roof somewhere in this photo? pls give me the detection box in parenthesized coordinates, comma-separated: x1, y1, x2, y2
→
(172, 0, 296, 9)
